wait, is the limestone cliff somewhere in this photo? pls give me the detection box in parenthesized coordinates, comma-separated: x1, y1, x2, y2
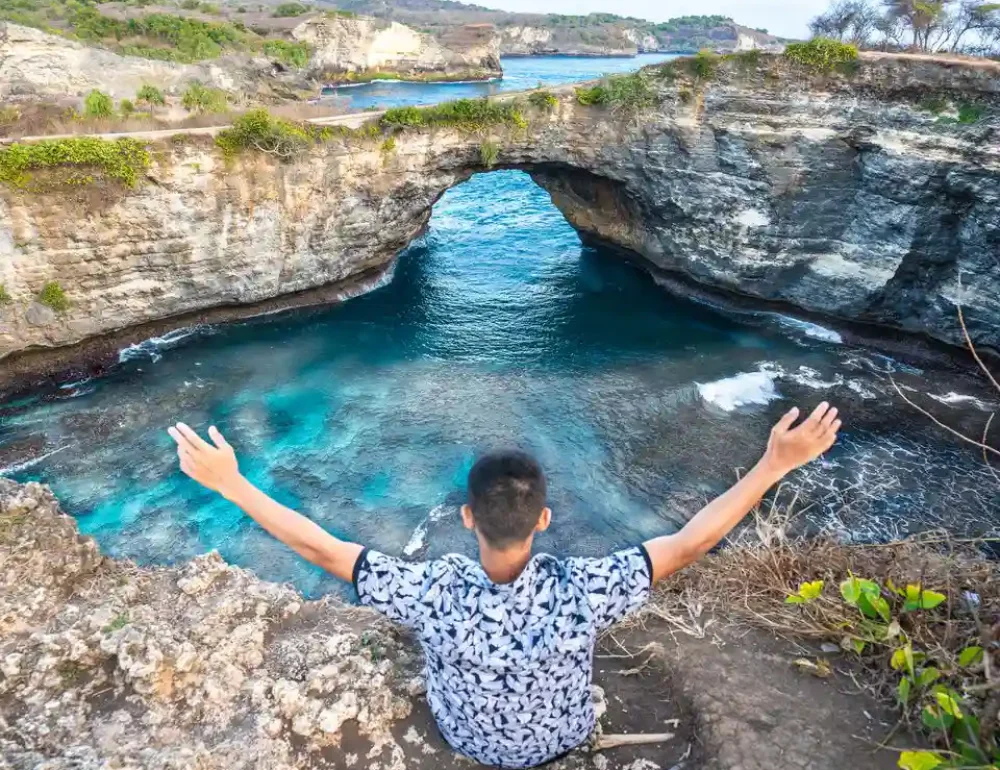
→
(0, 23, 267, 101)
(0, 52, 998, 381)
(293, 16, 501, 81)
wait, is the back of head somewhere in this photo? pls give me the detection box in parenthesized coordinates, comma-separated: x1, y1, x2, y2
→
(467, 450, 547, 549)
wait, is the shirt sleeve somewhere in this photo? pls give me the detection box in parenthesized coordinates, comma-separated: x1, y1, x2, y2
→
(353, 549, 435, 629)
(565, 546, 653, 631)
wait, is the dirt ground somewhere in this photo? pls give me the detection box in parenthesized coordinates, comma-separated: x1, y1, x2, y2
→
(330, 618, 901, 770)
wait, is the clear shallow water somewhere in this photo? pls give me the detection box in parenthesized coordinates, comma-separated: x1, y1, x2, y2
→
(320, 54, 678, 111)
(2, 170, 998, 598)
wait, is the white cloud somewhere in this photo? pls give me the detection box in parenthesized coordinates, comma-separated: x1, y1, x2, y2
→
(480, 0, 828, 40)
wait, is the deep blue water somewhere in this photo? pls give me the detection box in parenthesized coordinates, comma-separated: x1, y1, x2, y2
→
(2, 59, 999, 598)
(320, 54, 677, 110)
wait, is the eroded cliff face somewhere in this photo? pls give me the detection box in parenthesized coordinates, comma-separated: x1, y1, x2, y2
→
(0, 53, 998, 375)
(292, 17, 501, 80)
(0, 23, 267, 101)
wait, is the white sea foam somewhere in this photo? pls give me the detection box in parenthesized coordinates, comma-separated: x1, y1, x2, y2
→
(928, 392, 994, 411)
(847, 380, 878, 399)
(777, 315, 844, 344)
(118, 326, 209, 364)
(786, 366, 844, 390)
(403, 504, 454, 557)
(0, 445, 70, 477)
(696, 366, 782, 412)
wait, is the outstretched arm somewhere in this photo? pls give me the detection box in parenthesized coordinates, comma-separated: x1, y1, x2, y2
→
(644, 402, 841, 585)
(168, 423, 363, 582)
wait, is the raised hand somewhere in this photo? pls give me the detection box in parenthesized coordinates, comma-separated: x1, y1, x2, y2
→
(167, 423, 242, 496)
(764, 402, 841, 476)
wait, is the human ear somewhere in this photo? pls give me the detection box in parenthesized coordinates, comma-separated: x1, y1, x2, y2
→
(535, 507, 552, 533)
(461, 504, 476, 531)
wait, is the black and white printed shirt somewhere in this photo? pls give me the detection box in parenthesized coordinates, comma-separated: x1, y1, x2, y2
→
(354, 546, 653, 769)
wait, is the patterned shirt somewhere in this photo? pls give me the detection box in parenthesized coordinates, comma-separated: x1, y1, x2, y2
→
(354, 546, 653, 769)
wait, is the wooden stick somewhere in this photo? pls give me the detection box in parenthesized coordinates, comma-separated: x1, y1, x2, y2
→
(594, 732, 676, 751)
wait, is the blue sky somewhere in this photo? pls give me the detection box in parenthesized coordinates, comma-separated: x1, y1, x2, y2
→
(483, 0, 829, 39)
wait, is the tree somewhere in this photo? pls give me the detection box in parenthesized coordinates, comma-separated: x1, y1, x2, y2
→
(136, 84, 166, 115)
(83, 89, 114, 119)
(811, 0, 881, 45)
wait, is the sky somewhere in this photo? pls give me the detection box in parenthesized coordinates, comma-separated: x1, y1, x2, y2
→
(480, 0, 830, 39)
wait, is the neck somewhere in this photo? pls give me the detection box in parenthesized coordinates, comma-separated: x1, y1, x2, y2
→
(477, 537, 533, 584)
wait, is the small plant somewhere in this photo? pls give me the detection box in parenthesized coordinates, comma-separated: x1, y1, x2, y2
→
(479, 140, 500, 168)
(83, 89, 114, 119)
(784, 38, 859, 73)
(181, 82, 229, 113)
(956, 103, 985, 125)
(920, 96, 949, 116)
(678, 87, 694, 104)
(119, 98, 136, 117)
(528, 90, 558, 111)
(38, 281, 69, 312)
(783, 576, 997, 769)
(688, 49, 719, 80)
(0, 284, 11, 306)
(0, 137, 151, 189)
(215, 108, 312, 160)
(272, 2, 309, 17)
(380, 136, 396, 154)
(575, 84, 610, 107)
(576, 73, 657, 115)
(380, 98, 527, 133)
(262, 39, 311, 68)
(732, 49, 762, 69)
(103, 613, 129, 632)
(136, 84, 166, 113)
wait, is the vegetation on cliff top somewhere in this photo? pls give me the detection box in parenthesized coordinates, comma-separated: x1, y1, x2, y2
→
(575, 72, 659, 114)
(784, 37, 860, 72)
(379, 98, 528, 132)
(0, 137, 151, 189)
(0, 2, 314, 65)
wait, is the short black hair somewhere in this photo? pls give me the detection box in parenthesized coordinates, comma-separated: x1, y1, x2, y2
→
(467, 450, 547, 549)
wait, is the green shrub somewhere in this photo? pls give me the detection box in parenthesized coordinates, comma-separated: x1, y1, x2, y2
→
(136, 84, 166, 108)
(576, 73, 657, 114)
(380, 136, 396, 153)
(262, 40, 311, 68)
(83, 89, 114, 119)
(731, 49, 762, 70)
(380, 98, 527, 132)
(0, 137, 151, 188)
(479, 140, 500, 168)
(528, 90, 558, 110)
(0, 284, 11, 306)
(575, 84, 610, 106)
(215, 108, 312, 160)
(956, 103, 985, 124)
(119, 98, 136, 116)
(181, 82, 229, 113)
(273, 2, 308, 17)
(38, 281, 69, 312)
(687, 49, 719, 80)
(784, 38, 859, 73)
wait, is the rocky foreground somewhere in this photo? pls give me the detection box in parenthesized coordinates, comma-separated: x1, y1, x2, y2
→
(0, 478, 922, 770)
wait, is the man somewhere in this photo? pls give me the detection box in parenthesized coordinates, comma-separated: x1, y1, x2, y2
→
(168, 402, 840, 769)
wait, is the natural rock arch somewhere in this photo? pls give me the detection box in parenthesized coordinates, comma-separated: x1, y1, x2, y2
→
(1, 52, 999, 391)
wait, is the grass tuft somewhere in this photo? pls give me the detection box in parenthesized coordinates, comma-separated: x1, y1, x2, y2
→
(479, 140, 500, 168)
(38, 281, 69, 312)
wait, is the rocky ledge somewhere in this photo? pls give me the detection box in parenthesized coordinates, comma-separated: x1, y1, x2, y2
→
(0, 52, 998, 378)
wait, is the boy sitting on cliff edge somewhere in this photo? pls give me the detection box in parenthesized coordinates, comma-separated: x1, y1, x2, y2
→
(168, 402, 840, 769)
